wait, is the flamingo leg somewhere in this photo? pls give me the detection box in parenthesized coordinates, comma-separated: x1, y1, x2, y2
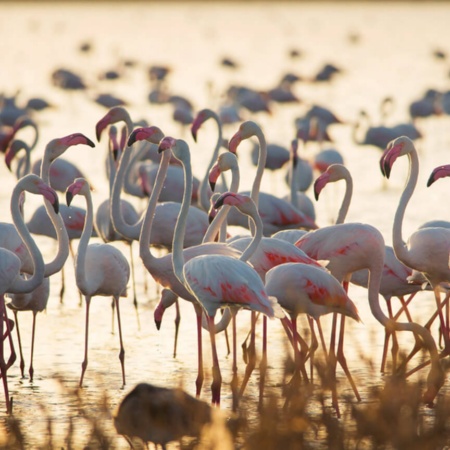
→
(13, 311, 25, 378)
(194, 305, 204, 398)
(111, 297, 115, 334)
(231, 311, 239, 412)
(380, 298, 393, 374)
(336, 315, 361, 402)
(173, 299, 181, 358)
(59, 265, 65, 304)
(239, 311, 258, 398)
(114, 296, 126, 387)
(128, 242, 141, 331)
(328, 312, 340, 418)
(80, 296, 91, 387)
(316, 317, 328, 360)
(307, 317, 319, 382)
(258, 316, 268, 411)
(207, 315, 222, 406)
(0, 296, 11, 413)
(29, 312, 37, 382)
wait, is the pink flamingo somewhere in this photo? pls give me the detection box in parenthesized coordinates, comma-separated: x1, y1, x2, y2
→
(66, 178, 130, 387)
(161, 136, 282, 406)
(0, 115, 39, 154)
(1, 174, 60, 412)
(314, 163, 427, 372)
(380, 137, 450, 357)
(228, 121, 318, 235)
(135, 133, 240, 400)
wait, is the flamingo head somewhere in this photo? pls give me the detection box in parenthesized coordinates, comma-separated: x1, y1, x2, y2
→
(208, 193, 222, 224)
(191, 108, 212, 142)
(427, 164, 450, 187)
(314, 163, 348, 200)
(228, 120, 261, 153)
(24, 174, 59, 214)
(4, 139, 28, 171)
(214, 192, 257, 219)
(157, 136, 177, 154)
(208, 162, 221, 192)
(422, 361, 445, 407)
(127, 126, 164, 147)
(313, 171, 331, 201)
(95, 106, 131, 141)
(380, 136, 415, 178)
(47, 133, 95, 162)
(66, 177, 91, 206)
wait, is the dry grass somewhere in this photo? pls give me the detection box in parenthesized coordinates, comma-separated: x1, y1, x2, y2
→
(0, 356, 449, 450)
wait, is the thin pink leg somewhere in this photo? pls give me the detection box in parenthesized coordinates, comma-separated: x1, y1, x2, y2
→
(194, 305, 204, 397)
(114, 297, 126, 387)
(13, 311, 25, 378)
(80, 296, 91, 387)
(207, 315, 222, 406)
(29, 312, 37, 382)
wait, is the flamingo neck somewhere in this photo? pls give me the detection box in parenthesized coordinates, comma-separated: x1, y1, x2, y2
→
(249, 128, 266, 234)
(335, 172, 353, 225)
(392, 151, 418, 266)
(171, 150, 193, 286)
(202, 163, 240, 243)
(123, 143, 151, 198)
(75, 189, 94, 294)
(239, 211, 263, 263)
(138, 149, 172, 269)
(111, 147, 143, 240)
(9, 184, 45, 293)
(39, 148, 70, 277)
(198, 112, 223, 212)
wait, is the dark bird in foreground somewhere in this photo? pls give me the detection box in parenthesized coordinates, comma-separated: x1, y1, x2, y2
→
(114, 383, 212, 449)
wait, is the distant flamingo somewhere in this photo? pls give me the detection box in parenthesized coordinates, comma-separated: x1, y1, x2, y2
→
(1, 174, 60, 412)
(0, 115, 39, 154)
(380, 137, 450, 358)
(161, 137, 282, 406)
(66, 178, 130, 387)
(228, 120, 318, 235)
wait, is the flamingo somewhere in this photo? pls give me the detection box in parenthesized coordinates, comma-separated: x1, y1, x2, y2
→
(380, 136, 450, 357)
(0, 115, 39, 154)
(0, 174, 60, 412)
(228, 121, 318, 235)
(66, 178, 130, 387)
(94, 123, 140, 323)
(314, 163, 428, 372)
(135, 133, 240, 400)
(161, 137, 282, 406)
(113, 382, 212, 449)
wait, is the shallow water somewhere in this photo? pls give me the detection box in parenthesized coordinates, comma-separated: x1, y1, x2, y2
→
(1, 1, 450, 447)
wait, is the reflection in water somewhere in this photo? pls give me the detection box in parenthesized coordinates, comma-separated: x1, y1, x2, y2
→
(1, 1, 450, 447)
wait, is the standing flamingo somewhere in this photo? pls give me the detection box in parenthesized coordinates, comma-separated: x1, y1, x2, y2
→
(314, 163, 428, 372)
(66, 178, 130, 387)
(1, 174, 60, 412)
(160, 137, 282, 406)
(133, 132, 240, 400)
(380, 137, 450, 356)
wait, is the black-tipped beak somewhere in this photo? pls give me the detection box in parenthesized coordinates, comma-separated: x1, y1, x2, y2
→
(209, 181, 216, 192)
(155, 319, 161, 331)
(127, 130, 137, 147)
(52, 196, 60, 214)
(213, 196, 225, 209)
(66, 191, 73, 207)
(191, 129, 198, 143)
(427, 173, 436, 187)
(86, 137, 96, 148)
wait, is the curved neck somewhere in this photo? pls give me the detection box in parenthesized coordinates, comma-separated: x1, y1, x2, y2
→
(198, 113, 223, 212)
(39, 148, 70, 277)
(249, 128, 266, 234)
(171, 149, 193, 286)
(111, 147, 143, 240)
(239, 209, 263, 263)
(9, 185, 45, 293)
(74, 189, 94, 294)
(138, 149, 172, 268)
(123, 143, 151, 198)
(392, 151, 418, 266)
(335, 172, 353, 225)
(202, 164, 240, 243)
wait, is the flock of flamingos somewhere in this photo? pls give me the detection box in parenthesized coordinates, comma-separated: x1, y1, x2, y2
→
(1, 95, 450, 447)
